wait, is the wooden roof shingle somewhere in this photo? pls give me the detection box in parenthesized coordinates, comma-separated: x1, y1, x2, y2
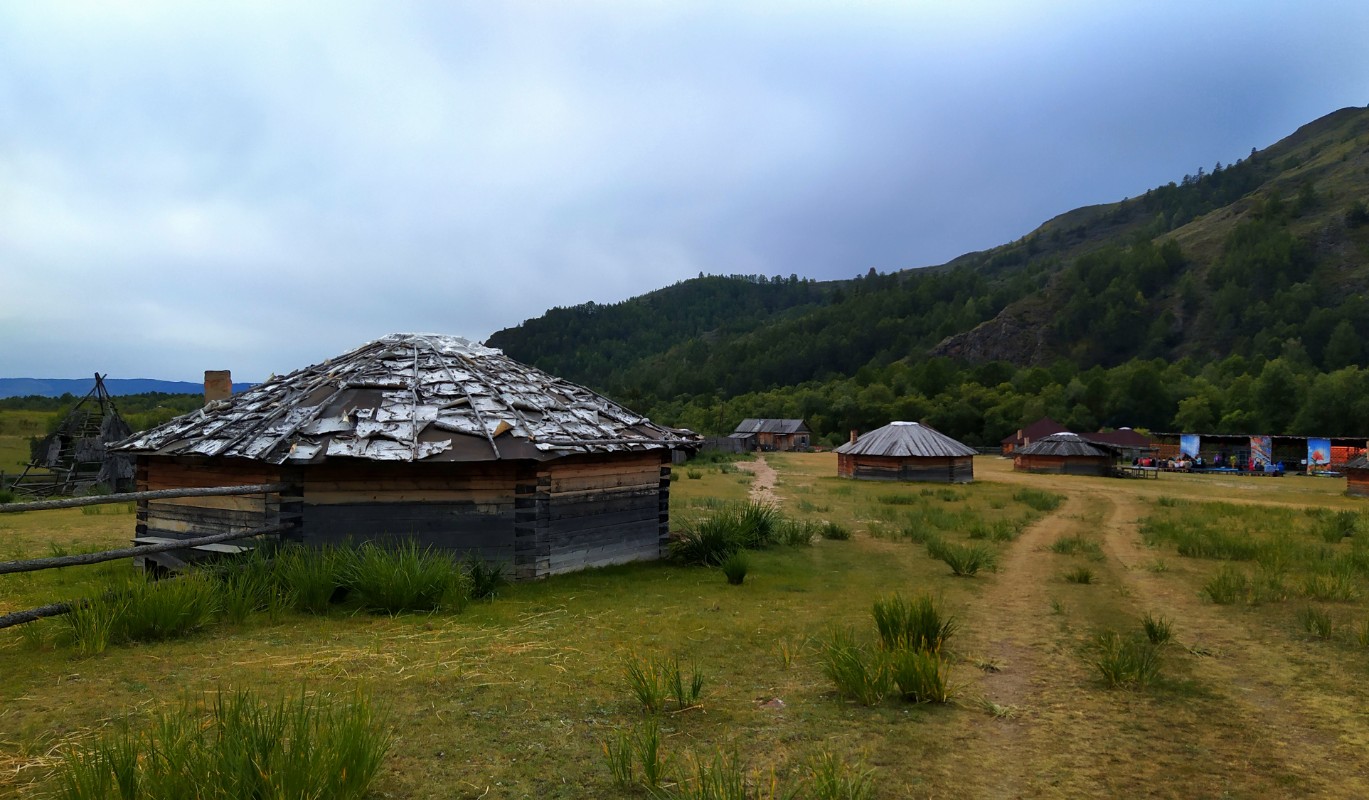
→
(835, 422, 976, 458)
(114, 333, 697, 464)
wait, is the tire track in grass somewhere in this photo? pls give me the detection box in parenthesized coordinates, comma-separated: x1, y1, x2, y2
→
(950, 491, 1104, 797)
(1098, 490, 1369, 797)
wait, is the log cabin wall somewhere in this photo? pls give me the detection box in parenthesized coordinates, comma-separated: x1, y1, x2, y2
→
(136, 456, 295, 569)
(840, 454, 973, 483)
(1347, 469, 1369, 497)
(540, 451, 669, 576)
(1013, 455, 1111, 476)
(299, 461, 521, 566)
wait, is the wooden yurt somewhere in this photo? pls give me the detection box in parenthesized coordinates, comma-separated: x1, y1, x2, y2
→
(835, 421, 975, 483)
(113, 334, 698, 579)
(1346, 456, 1369, 497)
(1013, 432, 1114, 476)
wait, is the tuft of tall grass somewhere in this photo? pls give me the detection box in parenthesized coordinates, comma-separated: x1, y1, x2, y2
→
(1301, 567, 1360, 602)
(672, 516, 743, 566)
(1089, 630, 1162, 689)
(672, 748, 752, 800)
(936, 542, 997, 576)
(1049, 535, 1104, 560)
(1014, 488, 1063, 512)
(777, 519, 819, 546)
(52, 688, 389, 800)
(624, 653, 703, 714)
(806, 752, 874, 800)
(722, 551, 750, 585)
(819, 628, 889, 706)
(464, 556, 508, 601)
(887, 649, 953, 703)
(735, 502, 782, 549)
(819, 521, 851, 540)
(348, 541, 468, 614)
(1297, 606, 1335, 639)
(1142, 613, 1173, 645)
(1203, 565, 1252, 605)
(1063, 567, 1094, 584)
(66, 573, 221, 653)
(876, 493, 921, 505)
(273, 544, 352, 614)
(871, 593, 957, 653)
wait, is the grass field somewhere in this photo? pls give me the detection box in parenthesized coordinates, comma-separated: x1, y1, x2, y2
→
(2, 454, 1368, 798)
(0, 411, 55, 482)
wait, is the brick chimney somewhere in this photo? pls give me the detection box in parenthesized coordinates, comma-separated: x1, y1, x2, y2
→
(849, 429, 859, 444)
(204, 370, 233, 404)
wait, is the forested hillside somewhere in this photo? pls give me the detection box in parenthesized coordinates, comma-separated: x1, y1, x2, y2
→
(488, 106, 1369, 446)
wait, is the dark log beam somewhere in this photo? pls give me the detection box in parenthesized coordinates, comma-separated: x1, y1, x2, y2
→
(0, 483, 294, 514)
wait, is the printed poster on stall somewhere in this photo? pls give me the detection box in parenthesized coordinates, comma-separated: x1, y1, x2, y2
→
(1250, 435, 1272, 467)
(1180, 434, 1200, 458)
(1307, 438, 1332, 473)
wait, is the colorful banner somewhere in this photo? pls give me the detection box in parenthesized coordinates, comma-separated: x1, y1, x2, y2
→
(1179, 434, 1200, 458)
(1308, 438, 1332, 471)
(1250, 436, 1272, 467)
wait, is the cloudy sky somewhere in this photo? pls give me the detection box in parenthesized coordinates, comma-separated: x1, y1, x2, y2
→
(2, 1, 1367, 381)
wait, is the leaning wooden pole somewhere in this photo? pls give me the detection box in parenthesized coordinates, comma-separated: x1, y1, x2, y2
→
(0, 523, 293, 576)
(0, 483, 294, 514)
(0, 601, 84, 631)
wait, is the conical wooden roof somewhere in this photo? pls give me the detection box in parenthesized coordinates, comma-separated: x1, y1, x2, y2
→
(114, 333, 695, 464)
(1015, 432, 1112, 458)
(835, 421, 976, 458)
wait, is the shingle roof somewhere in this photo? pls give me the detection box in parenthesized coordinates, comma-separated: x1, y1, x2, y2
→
(730, 419, 809, 436)
(1345, 456, 1369, 470)
(835, 422, 976, 458)
(1015, 432, 1114, 458)
(114, 333, 696, 464)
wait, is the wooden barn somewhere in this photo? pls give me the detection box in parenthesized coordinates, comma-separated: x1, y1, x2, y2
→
(728, 419, 811, 451)
(1346, 456, 1369, 497)
(1013, 432, 1115, 476)
(113, 334, 698, 579)
(835, 422, 975, 483)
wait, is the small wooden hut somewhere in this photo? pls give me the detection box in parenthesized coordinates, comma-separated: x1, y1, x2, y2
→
(836, 422, 975, 483)
(113, 334, 697, 578)
(1013, 432, 1114, 476)
(1346, 456, 1369, 497)
(728, 419, 811, 451)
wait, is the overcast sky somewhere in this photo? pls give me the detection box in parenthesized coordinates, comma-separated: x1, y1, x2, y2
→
(2, 1, 1367, 381)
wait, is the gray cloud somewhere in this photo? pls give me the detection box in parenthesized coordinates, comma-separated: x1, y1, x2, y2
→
(2, 1, 1366, 381)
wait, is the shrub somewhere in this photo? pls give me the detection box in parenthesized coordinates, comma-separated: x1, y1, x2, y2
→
(348, 541, 467, 614)
(1013, 488, 1063, 512)
(1063, 567, 1094, 584)
(1142, 613, 1173, 645)
(722, 551, 750, 585)
(937, 542, 997, 576)
(819, 628, 889, 706)
(0, 488, 15, 505)
(871, 593, 957, 653)
(1089, 631, 1162, 689)
(887, 649, 953, 703)
(53, 689, 389, 800)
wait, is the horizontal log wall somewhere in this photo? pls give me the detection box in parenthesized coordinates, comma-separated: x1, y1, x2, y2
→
(841, 454, 974, 483)
(1013, 455, 1112, 476)
(542, 452, 668, 576)
(137, 457, 294, 570)
(300, 461, 521, 565)
(1347, 471, 1369, 497)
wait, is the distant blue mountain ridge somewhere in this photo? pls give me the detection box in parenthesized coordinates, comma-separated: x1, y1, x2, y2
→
(0, 377, 256, 399)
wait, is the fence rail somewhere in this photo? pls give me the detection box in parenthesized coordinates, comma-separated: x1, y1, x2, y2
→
(0, 483, 294, 514)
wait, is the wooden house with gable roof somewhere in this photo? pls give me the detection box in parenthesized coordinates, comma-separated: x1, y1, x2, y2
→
(836, 421, 975, 483)
(728, 419, 811, 451)
(113, 334, 698, 578)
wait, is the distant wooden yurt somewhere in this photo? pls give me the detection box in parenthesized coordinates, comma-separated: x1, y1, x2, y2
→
(835, 421, 976, 483)
(114, 334, 698, 579)
(1346, 456, 1369, 497)
(1013, 432, 1114, 476)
